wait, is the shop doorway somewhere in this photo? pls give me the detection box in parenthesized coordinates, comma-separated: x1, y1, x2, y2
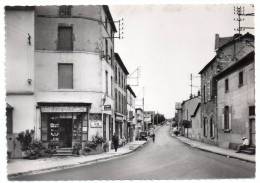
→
(59, 118, 72, 147)
(249, 118, 255, 147)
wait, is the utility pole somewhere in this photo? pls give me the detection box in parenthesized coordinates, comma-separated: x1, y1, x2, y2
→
(234, 6, 254, 34)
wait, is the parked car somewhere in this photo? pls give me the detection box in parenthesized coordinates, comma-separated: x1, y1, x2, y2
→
(138, 131, 149, 141)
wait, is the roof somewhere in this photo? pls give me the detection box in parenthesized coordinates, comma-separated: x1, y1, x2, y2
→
(217, 32, 254, 51)
(199, 33, 254, 75)
(102, 5, 117, 32)
(198, 55, 217, 74)
(114, 53, 129, 75)
(5, 6, 35, 11)
(191, 103, 201, 118)
(6, 103, 13, 109)
(215, 35, 233, 50)
(127, 85, 136, 97)
(215, 51, 254, 80)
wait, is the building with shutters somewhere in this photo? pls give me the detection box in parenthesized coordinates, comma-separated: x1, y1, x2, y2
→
(215, 51, 255, 149)
(113, 53, 129, 141)
(198, 33, 254, 146)
(5, 5, 118, 156)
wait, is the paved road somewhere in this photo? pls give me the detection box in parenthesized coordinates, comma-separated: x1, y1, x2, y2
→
(11, 125, 255, 180)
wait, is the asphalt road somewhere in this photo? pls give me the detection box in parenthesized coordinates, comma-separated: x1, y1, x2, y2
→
(11, 125, 255, 180)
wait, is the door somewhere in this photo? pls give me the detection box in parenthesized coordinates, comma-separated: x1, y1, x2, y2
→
(249, 118, 255, 147)
(59, 118, 72, 147)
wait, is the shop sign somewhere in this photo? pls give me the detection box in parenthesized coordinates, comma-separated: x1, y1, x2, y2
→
(90, 121, 102, 128)
(41, 106, 87, 113)
(104, 105, 111, 111)
(116, 115, 123, 121)
(82, 126, 88, 132)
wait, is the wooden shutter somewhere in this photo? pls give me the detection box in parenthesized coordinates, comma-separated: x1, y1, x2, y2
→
(229, 106, 232, 129)
(222, 108, 225, 129)
(58, 63, 73, 89)
(58, 27, 73, 51)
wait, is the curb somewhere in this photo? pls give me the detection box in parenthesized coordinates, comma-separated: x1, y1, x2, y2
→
(173, 135, 255, 163)
(8, 141, 148, 179)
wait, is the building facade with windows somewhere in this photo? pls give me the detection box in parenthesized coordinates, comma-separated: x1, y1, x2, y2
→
(199, 33, 254, 145)
(215, 51, 255, 149)
(113, 53, 128, 140)
(6, 5, 118, 155)
(135, 108, 144, 139)
(126, 85, 136, 142)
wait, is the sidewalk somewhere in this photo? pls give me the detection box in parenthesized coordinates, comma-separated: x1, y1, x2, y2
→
(7, 140, 147, 177)
(172, 134, 255, 163)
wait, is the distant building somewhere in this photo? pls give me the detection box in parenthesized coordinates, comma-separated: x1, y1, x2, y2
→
(135, 108, 144, 139)
(199, 33, 254, 145)
(180, 95, 201, 139)
(126, 85, 136, 142)
(215, 51, 255, 149)
(144, 111, 155, 130)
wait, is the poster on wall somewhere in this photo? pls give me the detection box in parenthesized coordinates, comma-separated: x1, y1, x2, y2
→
(90, 121, 102, 128)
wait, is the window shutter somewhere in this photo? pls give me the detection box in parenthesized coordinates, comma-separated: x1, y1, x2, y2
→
(222, 108, 225, 129)
(228, 106, 232, 129)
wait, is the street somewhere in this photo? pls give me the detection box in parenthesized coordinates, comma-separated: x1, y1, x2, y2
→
(10, 125, 255, 180)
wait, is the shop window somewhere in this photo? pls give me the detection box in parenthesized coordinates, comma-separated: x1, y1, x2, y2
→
(58, 26, 73, 51)
(225, 78, 229, 92)
(239, 71, 244, 87)
(109, 116, 113, 140)
(58, 63, 73, 89)
(59, 6, 72, 17)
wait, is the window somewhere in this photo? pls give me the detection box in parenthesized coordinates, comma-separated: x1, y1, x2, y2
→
(249, 106, 255, 116)
(111, 76, 113, 97)
(105, 17, 108, 30)
(225, 78, 229, 92)
(58, 26, 73, 51)
(58, 63, 73, 89)
(105, 71, 108, 95)
(59, 6, 72, 17)
(223, 106, 231, 130)
(110, 48, 113, 66)
(203, 117, 207, 137)
(105, 39, 108, 62)
(115, 66, 117, 83)
(6, 107, 13, 134)
(115, 89, 117, 111)
(210, 78, 217, 99)
(203, 85, 206, 103)
(118, 71, 121, 86)
(239, 71, 243, 87)
(209, 117, 214, 138)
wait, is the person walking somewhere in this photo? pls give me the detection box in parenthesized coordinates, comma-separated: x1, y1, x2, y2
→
(152, 133, 155, 143)
(112, 133, 119, 152)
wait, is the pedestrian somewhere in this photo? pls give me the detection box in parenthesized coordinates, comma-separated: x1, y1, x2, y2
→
(152, 133, 155, 143)
(236, 137, 249, 153)
(112, 133, 119, 152)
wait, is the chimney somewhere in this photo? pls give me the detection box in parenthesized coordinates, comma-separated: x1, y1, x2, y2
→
(215, 34, 220, 50)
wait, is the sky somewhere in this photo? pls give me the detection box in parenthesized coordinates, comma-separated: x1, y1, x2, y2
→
(110, 4, 254, 118)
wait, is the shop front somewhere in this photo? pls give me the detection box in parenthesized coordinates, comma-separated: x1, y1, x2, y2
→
(115, 114, 123, 138)
(38, 102, 91, 148)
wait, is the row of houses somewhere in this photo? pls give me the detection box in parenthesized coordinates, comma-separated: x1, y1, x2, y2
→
(5, 5, 146, 158)
(175, 32, 255, 150)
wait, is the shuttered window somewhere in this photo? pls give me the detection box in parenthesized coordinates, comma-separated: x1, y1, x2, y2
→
(58, 26, 73, 51)
(58, 63, 73, 89)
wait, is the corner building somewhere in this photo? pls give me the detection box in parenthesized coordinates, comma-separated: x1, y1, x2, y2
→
(11, 5, 117, 150)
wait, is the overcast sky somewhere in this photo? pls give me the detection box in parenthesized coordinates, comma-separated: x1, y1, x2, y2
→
(110, 4, 254, 118)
